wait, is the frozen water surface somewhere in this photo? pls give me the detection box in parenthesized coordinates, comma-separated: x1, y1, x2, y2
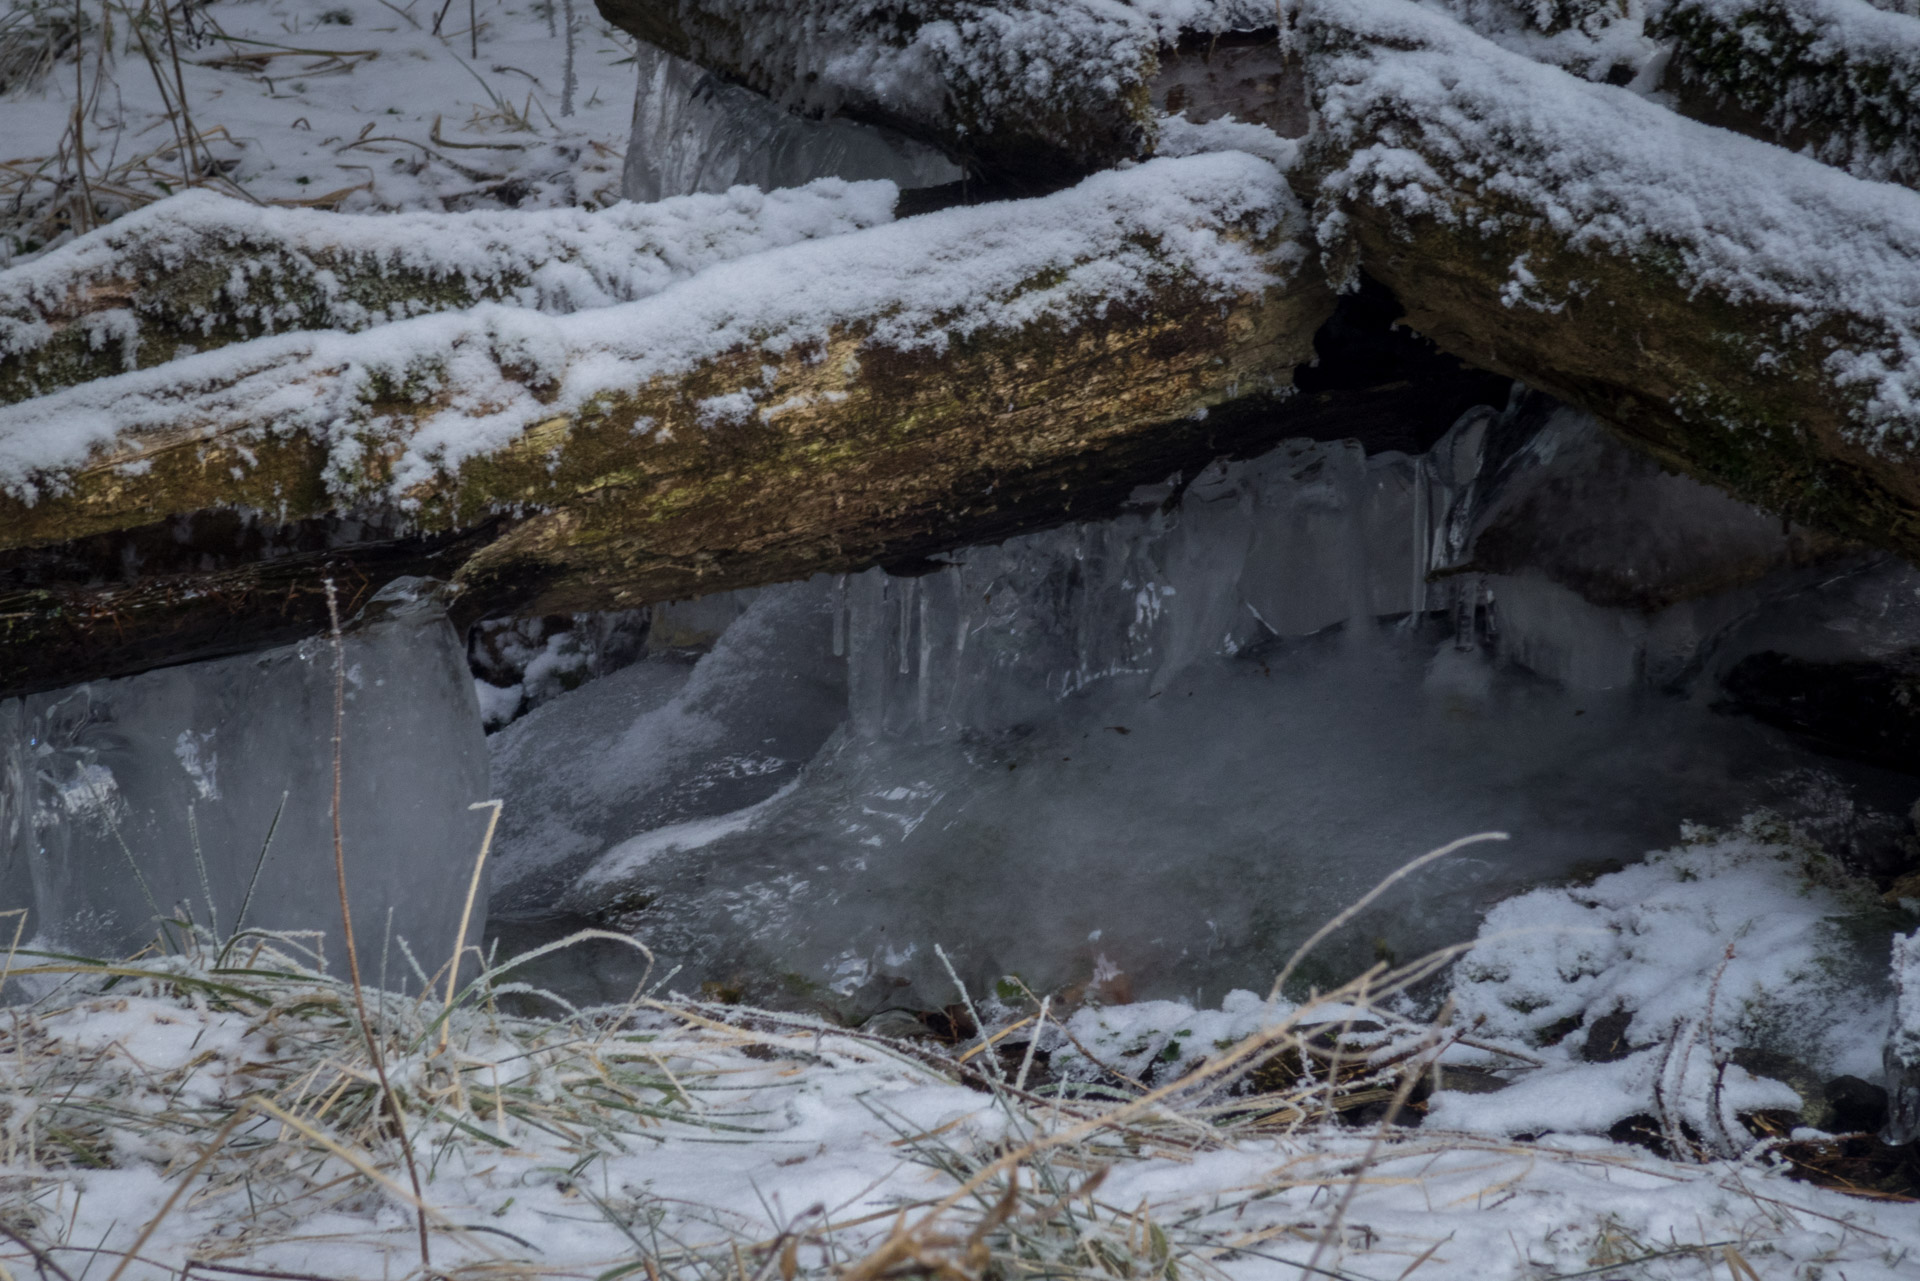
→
(0, 587, 491, 983)
(493, 422, 1916, 1016)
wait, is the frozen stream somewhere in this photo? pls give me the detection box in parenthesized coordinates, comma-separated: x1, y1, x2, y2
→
(487, 416, 1919, 1018)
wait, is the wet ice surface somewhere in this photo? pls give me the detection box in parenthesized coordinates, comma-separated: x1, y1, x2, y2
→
(511, 622, 1902, 1015)
(0, 590, 491, 982)
(489, 425, 1915, 1018)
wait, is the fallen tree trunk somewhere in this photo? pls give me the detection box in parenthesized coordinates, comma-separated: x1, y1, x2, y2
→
(0, 181, 895, 406)
(1297, 0, 1920, 561)
(0, 154, 1334, 696)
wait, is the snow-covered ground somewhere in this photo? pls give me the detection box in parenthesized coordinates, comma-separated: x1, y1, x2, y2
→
(2, 0, 640, 260)
(2, 815, 1918, 1281)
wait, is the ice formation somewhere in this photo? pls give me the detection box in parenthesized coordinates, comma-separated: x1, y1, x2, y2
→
(622, 43, 960, 203)
(489, 404, 1915, 1022)
(489, 583, 846, 908)
(1890, 927, 1920, 1141)
(0, 585, 491, 982)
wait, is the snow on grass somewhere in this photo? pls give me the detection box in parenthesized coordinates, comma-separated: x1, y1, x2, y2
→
(0, 149, 1305, 506)
(1300, 0, 1920, 451)
(1, 840, 1918, 1281)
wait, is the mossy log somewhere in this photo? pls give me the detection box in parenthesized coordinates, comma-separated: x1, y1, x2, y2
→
(0, 182, 895, 406)
(1653, 0, 1920, 189)
(0, 156, 1334, 696)
(1298, 0, 1920, 562)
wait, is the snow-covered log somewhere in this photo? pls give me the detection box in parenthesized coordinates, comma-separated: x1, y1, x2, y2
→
(1298, 0, 1920, 560)
(0, 154, 1331, 695)
(591, 0, 1162, 187)
(1652, 0, 1920, 188)
(0, 181, 897, 406)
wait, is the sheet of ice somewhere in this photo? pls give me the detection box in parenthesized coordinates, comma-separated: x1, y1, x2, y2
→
(1301, 0, 1920, 451)
(622, 42, 960, 203)
(0, 587, 490, 982)
(0, 151, 1302, 504)
(1888, 927, 1920, 1140)
(488, 581, 845, 909)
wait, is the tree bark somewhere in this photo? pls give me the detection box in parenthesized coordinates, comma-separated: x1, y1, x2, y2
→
(591, 0, 1159, 189)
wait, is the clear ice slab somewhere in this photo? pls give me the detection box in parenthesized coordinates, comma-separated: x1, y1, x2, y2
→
(623, 41, 962, 203)
(0, 588, 491, 983)
(488, 582, 848, 910)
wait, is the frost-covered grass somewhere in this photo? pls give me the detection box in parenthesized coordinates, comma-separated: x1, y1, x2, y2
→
(0, 817, 1917, 1280)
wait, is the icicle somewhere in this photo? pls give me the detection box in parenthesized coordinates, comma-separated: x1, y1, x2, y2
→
(917, 581, 935, 730)
(1453, 574, 1481, 651)
(898, 576, 915, 676)
(831, 573, 848, 658)
(1410, 453, 1430, 617)
(1340, 443, 1375, 643)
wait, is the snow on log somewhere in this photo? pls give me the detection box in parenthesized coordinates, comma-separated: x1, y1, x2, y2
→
(0, 180, 897, 407)
(1652, 0, 1920, 188)
(0, 153, 1330, 695)
(592, 0, 1162, 186)
(1298, 0, 1920, 560)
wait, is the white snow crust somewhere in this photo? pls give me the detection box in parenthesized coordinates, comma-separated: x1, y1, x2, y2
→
(1654, 0, 1920, 183)
(0, 151, 1303, 505)
(0, 180, 895, 366)
(655, 0, 1156, 128)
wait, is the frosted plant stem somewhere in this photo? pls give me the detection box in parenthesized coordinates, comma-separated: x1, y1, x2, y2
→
(188, 802, 217, 939)
(440, 799, 503, 1053)
(561, 0, 577, 117)
(1014, 997, 1050, 1093)
(221, 789, 288, 963)
(935, 944, 1002, 1081)
(69, 0, 90, 235)
(322, 579, 432, 1269)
